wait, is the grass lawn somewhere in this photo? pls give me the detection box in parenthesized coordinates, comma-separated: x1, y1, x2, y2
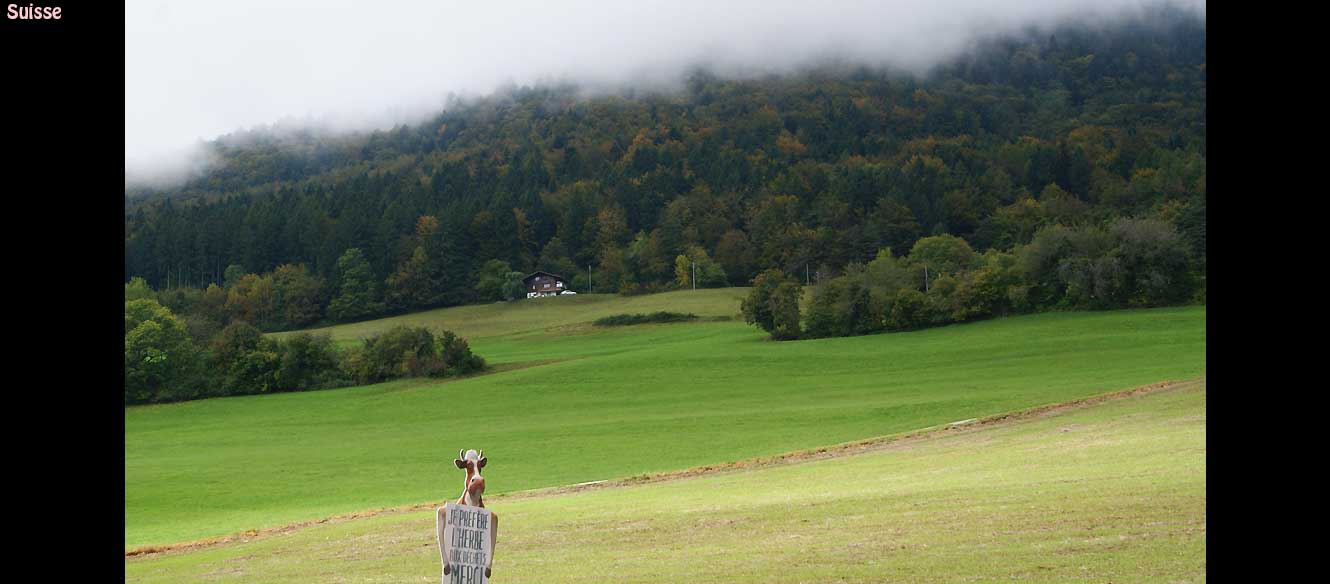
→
(126, 290, 1205, 549)
(126, 379, 1206, 583)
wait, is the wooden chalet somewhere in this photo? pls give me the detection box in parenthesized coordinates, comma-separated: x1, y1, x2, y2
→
(523, 271, 573, 298)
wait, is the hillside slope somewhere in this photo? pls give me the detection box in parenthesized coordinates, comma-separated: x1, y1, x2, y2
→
(127, 379, 1206, 583)
(269, 288, 747, 344)
(126, 12, 1206, 313)
(127, 299, 1204, 548)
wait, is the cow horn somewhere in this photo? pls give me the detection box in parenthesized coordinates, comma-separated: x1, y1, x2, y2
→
(459, 448, 465, 461)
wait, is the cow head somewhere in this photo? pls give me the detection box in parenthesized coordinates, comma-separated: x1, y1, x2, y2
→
(453, 448, 488, 506)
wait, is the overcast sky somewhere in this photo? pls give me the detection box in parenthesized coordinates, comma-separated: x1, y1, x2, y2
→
(124, 0, 1204, 186)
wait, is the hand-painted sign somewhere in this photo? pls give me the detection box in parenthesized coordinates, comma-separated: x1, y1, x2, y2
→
(438, 502, 493, 584)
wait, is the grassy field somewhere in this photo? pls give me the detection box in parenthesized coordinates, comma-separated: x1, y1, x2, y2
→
(267, 289, 750, 346)
(126, 287, 1205, 550)
(126, 379, 1206, 583)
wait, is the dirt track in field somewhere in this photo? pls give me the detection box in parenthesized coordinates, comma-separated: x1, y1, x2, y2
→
(126, 377, 1202, 560)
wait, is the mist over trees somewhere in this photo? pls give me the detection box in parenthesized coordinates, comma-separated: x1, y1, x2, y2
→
(125, 12, 1205, 337)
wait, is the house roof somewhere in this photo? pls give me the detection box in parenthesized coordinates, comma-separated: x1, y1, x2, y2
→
(522, 271, 567, 284)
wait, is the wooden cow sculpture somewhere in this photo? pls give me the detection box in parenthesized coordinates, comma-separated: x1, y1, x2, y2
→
(438, 448, 499, 579)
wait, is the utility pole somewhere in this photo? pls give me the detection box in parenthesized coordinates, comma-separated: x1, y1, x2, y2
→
(924, 263, 930, 292)
(806, 263, 809, 286)
(588, 264, 592, 293)
(692, 261, 696, 291)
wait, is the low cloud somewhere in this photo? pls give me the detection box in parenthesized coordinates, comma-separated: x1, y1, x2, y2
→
(125, 0, 1204, 188)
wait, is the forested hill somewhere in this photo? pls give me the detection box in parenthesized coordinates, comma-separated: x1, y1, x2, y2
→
(124, 9, 1205, 319)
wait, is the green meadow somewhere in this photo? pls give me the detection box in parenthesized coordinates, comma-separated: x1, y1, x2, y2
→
(126, 379, 1206, 583)
(267, 288, 750, 346)
(126, 289, 1205, 550)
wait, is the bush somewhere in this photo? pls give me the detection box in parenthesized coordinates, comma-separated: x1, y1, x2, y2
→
(211, 321, 280, 395)
(130, 318, 486, 404)
(593, 312, 698, 326)
(229, 348, 281, 394)
(803, 277, 846, 339)
(339, 345, 371, 386)
(951, 252, 1025, 320)
(887, 289, 933, 331)
(360, 325, 437, 383)
(742, 269, 804, 340)
(349, 325, 487, 384)
(769, 281, 804, 340)
(741, 269, 788, 334)
(276, 333, 344, 391)
(806, 264, 880, 340)
(1018, 219, 1196, 310)
(437, 330, 487, 376)
(1110, 217, 1194, 306)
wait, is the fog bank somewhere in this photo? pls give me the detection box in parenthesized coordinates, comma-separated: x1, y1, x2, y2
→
(125, 0, 1205, 188)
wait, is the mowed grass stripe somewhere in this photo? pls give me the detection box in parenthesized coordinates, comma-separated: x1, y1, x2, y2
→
(125, 304, 1204, 548)
(125, 379, 1206, 583)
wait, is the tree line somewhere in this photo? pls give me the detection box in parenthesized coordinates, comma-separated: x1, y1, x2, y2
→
(125, 283, 486, 404)
(742, 216, 1200, 341)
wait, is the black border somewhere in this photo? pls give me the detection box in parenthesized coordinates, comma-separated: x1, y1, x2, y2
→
(3, 0, 125, 572)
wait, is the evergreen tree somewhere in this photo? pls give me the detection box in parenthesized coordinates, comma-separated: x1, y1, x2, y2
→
(329, 248, 385, 321)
